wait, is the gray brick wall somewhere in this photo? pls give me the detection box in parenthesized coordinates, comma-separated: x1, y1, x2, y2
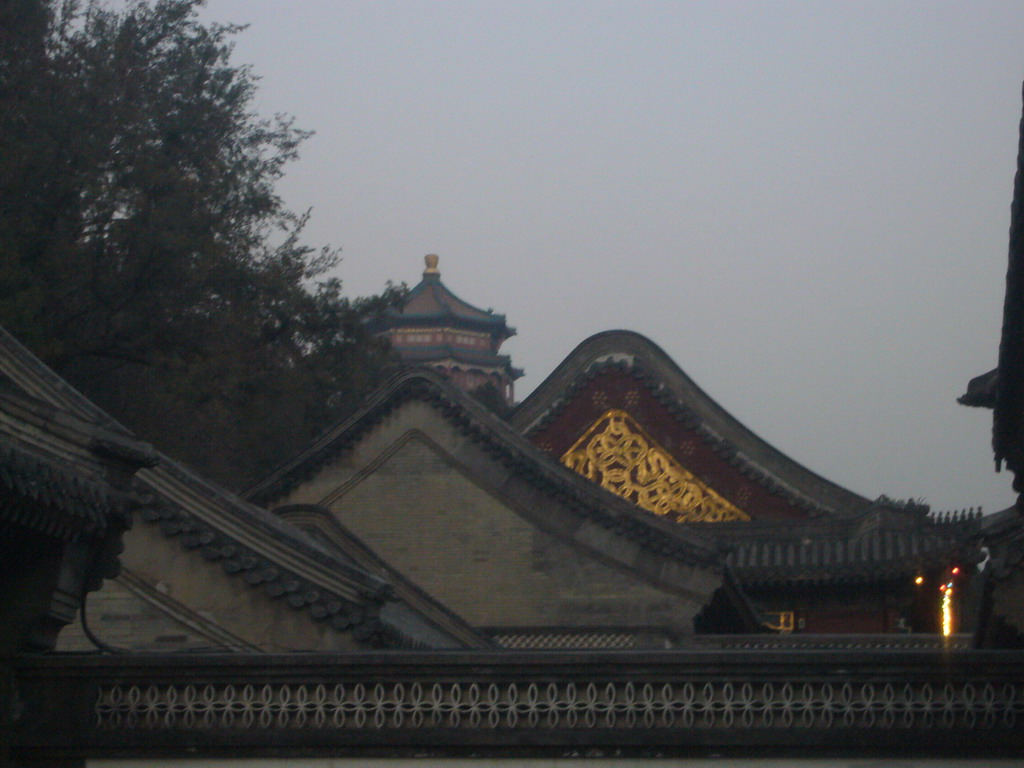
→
(282, 403, 708, 634)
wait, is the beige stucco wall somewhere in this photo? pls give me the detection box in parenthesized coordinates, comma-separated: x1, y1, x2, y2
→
(59, 522, 362, 653)
(56, 571, 234, 652)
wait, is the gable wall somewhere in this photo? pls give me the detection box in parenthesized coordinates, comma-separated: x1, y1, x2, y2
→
(277, 402, 719, 637)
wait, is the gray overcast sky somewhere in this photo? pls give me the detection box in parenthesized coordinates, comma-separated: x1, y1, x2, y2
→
(200, 0, 1024, 515)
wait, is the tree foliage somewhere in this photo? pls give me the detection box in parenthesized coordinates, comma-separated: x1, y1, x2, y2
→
(0, 0, 402, 489)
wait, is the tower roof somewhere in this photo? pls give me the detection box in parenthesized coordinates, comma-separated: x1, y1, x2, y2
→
(375, 255, 516, 339)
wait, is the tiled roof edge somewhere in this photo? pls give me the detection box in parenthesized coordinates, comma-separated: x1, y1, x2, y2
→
(0, 440, 128, 541)
(135, 492, 403, 649)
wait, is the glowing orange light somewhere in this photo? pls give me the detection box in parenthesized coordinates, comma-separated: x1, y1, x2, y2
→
(914, 576, 924, 585)
(939, 584, 946, 592)
(951, 567, 960, 575)
(942, 585, 954, 637)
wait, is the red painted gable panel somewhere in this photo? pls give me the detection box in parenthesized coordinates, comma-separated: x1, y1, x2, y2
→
(527, 368, 810, 522)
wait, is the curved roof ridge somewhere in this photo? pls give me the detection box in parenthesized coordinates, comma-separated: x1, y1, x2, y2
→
(512, 330, 873, 518)
(0, 326, 131, 434)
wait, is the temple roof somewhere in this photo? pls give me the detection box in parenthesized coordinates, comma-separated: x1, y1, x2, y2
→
(513, 330, 874, 520)
(505, 329, 998, 604)
(0, 405, 133, 542)
(0, 327, 157, 543)
(723, 509, 984, 586)
(371, 254, 516, 339)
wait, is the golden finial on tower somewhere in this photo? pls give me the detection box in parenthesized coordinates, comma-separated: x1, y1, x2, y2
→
(424, 253, 440, 275)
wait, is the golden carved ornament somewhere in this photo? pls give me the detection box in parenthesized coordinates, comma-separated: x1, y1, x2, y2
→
(763, 611, 796, 633)
(561, 409, 749, 523)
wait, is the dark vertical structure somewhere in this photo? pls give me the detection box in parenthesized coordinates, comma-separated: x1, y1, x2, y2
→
(0, 328, 156, 764)
(959, 82, 1024, 648)
(995, 82, 1024, 507)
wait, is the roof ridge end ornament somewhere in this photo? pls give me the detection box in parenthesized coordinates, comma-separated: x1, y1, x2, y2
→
(424, 253, 440, 276)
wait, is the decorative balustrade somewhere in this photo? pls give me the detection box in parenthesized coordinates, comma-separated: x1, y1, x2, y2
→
(13, 650, 1024, 759)
(95, 678, 1022, 732)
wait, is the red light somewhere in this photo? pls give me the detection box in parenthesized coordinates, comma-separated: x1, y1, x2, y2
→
(939, 584, 947, 592)
(951, 567, 960, 575)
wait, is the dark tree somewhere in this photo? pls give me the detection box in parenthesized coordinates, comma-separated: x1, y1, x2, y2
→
(0, 0, 402, 489)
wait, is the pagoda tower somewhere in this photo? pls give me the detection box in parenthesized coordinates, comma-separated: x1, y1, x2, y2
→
(372, 254, 522, 404)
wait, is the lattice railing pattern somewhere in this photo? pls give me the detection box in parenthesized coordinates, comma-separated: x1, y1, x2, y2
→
(96, 680, 1024, 731)
(491, 632, 638, 650)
